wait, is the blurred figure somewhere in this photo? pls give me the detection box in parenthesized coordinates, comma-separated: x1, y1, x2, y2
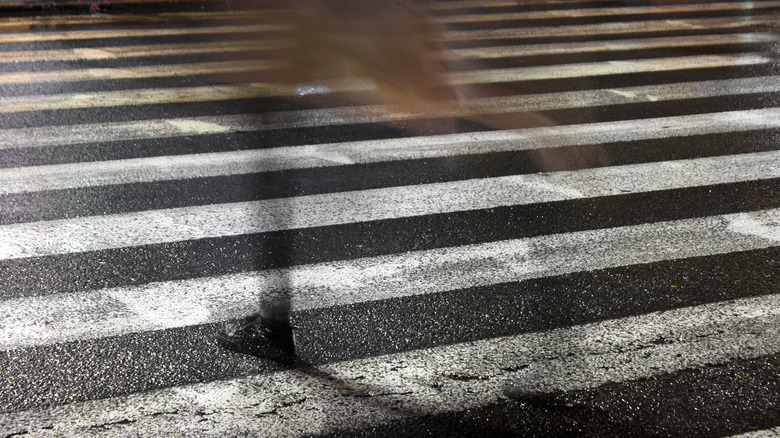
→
(217, 0, 459, 364)
(215, 0, 604, 363)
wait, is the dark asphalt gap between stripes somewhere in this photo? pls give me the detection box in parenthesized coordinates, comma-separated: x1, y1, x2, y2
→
(1, 40, 773, 78)
(444, 8, 778, 31)
(1, 89, 777, 130)
(324, 353, 780, 438)
(2, 128, 778, 225)
(0, 246, 775, 412)
(0, 178, 776, 299)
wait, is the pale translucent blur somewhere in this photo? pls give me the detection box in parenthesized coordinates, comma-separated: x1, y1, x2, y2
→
(213, 0, 608, 170)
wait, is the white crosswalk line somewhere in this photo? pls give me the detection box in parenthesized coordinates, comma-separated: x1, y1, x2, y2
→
(1, 292, 777, 436)
(1, 151, 777, 260)
(443, 17, 772, 41)
(730, 427, 780, 438)
(2, 108, 777, 194)
(434, 1, 780, 23)
(2, 33, 775, 64)
(2, 76, 777, 149)
(0, 9, 276, 30)
(0, 23, 287, 44)
(1, 208, 778, 350)
(1, 16, 767, 44)
(0, 1, 777, 434)
(0, 59, 282, 86)
(0, 40, 285, 63)
(449, 33, 780, 59)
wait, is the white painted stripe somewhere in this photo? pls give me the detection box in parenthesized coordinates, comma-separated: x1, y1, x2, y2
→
(0, 59, 282, 85)
(16, 0, 712, 33)
(0, 80, 288, 109)
(730, 427, 780, 438)
(0, 54, 764, 113)
(443, 17, 772, 41)
(0, 9, 275, 30)
(0, 0, 276, 12)
(0, 151, 777, 260)
(0, 23, 287, 44)
(1, 292, 777, 436)
(434, 1, 780, 23)
(0, 39, 287, 63)
(2, 48, 768, 88)
(1, 208, 778, 350)
(448, 54, 772, 85)
(425, 0, 582, 9)
(2, 108, 779, 195)
(4, 32, 772, 64)
(1, 75, 776, 149)
(0, 16, 766, 45)
(449, 33, 780, 59)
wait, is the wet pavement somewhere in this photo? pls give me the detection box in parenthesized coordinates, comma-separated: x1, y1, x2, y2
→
(0, 0, 778, 436)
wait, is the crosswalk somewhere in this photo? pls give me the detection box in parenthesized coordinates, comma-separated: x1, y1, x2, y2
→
(0, 0, 778, 436)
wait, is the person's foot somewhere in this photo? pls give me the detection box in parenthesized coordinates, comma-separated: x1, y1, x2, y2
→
(216, 315, 296, 365)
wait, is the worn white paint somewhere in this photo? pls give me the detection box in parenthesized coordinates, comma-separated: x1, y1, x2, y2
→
(0, 40, 286, 63)
(0, 151, 778, 260)
(434, 1, 780, 23)
(1, 75, 777, 149)
(442, 17, 772, 41)
(730, 426, 780, 438)
(1, 207, 778, 351)
(2, 33, 775, 64)
(1, 292, 778, 436)
(0, 23, 287, 44)
(0, 59, 282, 85)
(449, 33, 780, 59)
(1, 108, 778, 194)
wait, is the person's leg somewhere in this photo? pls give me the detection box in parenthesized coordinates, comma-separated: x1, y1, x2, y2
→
(216, 289, 296, 364)
(217, 165, 297, 363)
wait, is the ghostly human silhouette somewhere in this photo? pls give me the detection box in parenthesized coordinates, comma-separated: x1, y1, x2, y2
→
(215, 0, 607, 363)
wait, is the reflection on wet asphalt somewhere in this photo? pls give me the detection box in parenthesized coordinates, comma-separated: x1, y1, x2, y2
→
(0, 0, 778, 436)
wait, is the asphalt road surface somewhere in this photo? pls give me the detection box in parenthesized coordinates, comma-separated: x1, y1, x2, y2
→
(0, 0, 778, 436)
